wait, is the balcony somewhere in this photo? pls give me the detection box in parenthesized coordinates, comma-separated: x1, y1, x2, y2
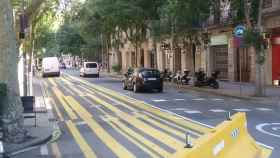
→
(205, 9, 235, 29)
(262, 0, 280, 16)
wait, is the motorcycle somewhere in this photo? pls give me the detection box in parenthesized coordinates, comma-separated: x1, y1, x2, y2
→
(180, 69, 191, 85)
(194, 70, 220, 89)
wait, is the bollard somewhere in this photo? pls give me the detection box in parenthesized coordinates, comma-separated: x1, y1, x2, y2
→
(226, 111, 231, 121)
(184, 132, 192, 148)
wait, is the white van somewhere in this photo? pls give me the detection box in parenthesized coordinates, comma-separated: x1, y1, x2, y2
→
(80, 62, 99, 77)
(42, 57, 60, 77)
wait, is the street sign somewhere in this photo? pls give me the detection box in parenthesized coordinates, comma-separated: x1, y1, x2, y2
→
(234, 25, 246, 38)
(233, 25, 246, 48)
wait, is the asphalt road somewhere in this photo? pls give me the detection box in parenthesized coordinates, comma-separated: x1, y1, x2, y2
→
(17, 69, 280, 158)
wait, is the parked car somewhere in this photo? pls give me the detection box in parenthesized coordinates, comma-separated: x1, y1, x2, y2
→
(122, 68, 163, 93)
(42, 57, 60, 77)
(80, 62, 99, 77)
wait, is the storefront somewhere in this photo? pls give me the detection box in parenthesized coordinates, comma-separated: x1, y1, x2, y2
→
(272, 35, 280, 84)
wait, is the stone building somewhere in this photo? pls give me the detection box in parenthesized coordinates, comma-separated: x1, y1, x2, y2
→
(108, 0, 280, 86)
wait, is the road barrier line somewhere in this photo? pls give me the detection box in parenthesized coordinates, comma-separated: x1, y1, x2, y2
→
(51, 143, 62, 158)
(66, 120, 97, 158)
(89, 88, 196, 141)
(66, 96, 136, 158)
(87, 93, 185, 150)
(52, 87, 78, 120)
(64, 74, 274, 155)
(80, 95, 172, 158)
(65, 74, 210, 134)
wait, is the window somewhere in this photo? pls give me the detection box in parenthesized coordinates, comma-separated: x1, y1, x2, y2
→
(86, 63, 97, 68)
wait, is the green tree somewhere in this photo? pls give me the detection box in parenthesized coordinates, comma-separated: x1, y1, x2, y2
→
(231, 0, 265, 96)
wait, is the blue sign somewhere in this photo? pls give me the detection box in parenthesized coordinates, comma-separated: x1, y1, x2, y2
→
(234, 25, 246, 38)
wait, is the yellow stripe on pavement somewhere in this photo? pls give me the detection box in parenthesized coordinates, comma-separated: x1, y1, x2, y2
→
(64, 74, 210, 134)
(105, 116, 165, 158)
(91, 89, 196, 141)
(48, 78, 57, 87)
(80, 96, 171, 158)
(87, 94, 185, 150)
(50, 98, 64, 122)
(52, 88, 78, 120)
(66, 96, 136, 158)
(60, 77, 74, 86)
(51, 143, 62, 158)
(109, 116, 172, 158)
(66, 120, 97, 158)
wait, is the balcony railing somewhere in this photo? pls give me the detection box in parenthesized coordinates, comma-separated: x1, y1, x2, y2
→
(262, 0, 280, 15)
(205, 10, 235, 27)
(263, 0, 272, 8)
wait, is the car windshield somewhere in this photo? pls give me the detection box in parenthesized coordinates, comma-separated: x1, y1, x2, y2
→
(86, 63, 97, 68)
(141, 70, 160, 78)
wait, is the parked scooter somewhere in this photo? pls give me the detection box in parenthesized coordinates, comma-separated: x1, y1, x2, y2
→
(180, 69, 191, 85)
(194, 69, 220, 89)
(162, 69, 173, 82)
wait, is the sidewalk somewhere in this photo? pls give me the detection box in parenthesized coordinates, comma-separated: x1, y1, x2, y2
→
(101, 72, 280, 103)
(2, 76, 59, 157)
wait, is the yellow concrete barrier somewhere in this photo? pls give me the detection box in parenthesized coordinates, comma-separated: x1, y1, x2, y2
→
(171, 113, 272, 158)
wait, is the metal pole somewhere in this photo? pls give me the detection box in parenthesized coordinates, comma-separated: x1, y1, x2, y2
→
(239, 48, 242, 95)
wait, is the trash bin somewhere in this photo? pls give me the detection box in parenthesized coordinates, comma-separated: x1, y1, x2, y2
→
(21, 96, 34, 113)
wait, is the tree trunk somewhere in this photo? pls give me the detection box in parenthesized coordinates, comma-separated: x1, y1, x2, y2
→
(255, 61, 265, 96)
(0, 0, 27, 143)
(255, 0, 265, 96)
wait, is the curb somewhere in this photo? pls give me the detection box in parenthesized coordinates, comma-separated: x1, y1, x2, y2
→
(4, 131, 53, 157)
(102, 73, 272, 101)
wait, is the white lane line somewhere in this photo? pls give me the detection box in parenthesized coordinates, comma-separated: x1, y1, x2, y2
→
(233, 99, 241, 102)
(0, 141, 4, 154)
(192, 98, 206, 101)
(171, 108, 189, 111)
(174, 99, 185, 101)
(212, 98, 224, 101)
(184, 110, 202, 114)
(152, 99, 168, 102)
(209, 109, 227, 113)
(233, 108, 251, 112)
(40, 145, 49, 155)
(75, 121, 87, 126)
(256, 108, 272, 111)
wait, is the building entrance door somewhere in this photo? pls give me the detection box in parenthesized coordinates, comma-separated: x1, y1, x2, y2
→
(211, 45, 228, 80)
(236, 48, 251, 82)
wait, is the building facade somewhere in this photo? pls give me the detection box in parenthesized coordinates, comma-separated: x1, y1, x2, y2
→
(108, 0, 280, 85)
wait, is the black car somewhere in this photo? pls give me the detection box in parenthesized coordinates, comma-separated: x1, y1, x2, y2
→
(122, 68, 163, 93)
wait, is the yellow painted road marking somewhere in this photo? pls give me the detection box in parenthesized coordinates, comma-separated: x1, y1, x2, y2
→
(60, 77, 74, 86)
(143, 111, 200, 137)
(87, 94, 185, 150)
(65, 74, 210, 134)
(50, 98, 64, 122)
(66, 84, 86, 96)
(139, 114, 187, 140)
(51, 143, 62, 158)
(48, 78, 57, 87)
(89, 88, 195, 142)
(81, 96, 170, 158)
(104, 116, 164, 158)
(52, 88, 78, 120)
(108, 116, 172, 157)
(66, 120, 97, 158)
(66, 96, 136, 158)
